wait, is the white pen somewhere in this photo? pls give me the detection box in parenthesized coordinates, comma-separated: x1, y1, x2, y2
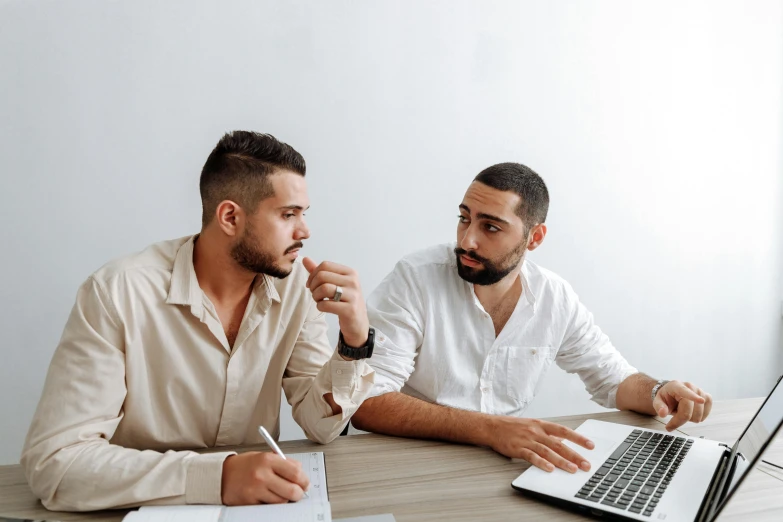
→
(257, 425, 309, 499)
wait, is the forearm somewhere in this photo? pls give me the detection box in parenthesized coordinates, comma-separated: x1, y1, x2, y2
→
(350, 392, 495, 447)
(288, 352, 375, 444)
(21, 438, 232, 511)
(615, 372, 658, 415)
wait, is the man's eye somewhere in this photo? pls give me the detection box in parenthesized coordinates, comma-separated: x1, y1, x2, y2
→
(284, 213, 295, 219)
(457, 215, 469, 223)
(485, 224, 499, 232)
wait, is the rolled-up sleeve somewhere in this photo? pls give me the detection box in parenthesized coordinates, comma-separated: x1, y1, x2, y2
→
(283, 299, 375, 444)
(365, 261, 424, 398)
(21, 277, 235, 512)
(555, 283, 638, 409)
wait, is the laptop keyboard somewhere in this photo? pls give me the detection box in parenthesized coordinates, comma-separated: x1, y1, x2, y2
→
(575, 429, 693, 517)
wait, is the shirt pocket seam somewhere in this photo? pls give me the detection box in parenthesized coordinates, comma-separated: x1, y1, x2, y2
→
(505, 346, 555, 404)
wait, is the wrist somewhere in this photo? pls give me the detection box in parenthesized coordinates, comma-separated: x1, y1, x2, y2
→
(651, 379, 669, 405)
(341, 331, 369, 348)
(474, 413, 500, 448)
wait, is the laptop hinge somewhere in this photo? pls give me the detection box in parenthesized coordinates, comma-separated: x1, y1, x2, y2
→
(695, 446, 732, 522)
(698, 445, 745, 522)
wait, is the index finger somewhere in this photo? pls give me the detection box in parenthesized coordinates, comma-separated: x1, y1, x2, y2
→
(306, 261, 354, 288)
(666, 399, 694, 431)
(271, 458, 310, 490)
(671, 383, 706, 404)
(546, 422, 595, 450)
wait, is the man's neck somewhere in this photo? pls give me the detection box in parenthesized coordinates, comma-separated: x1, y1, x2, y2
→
(472, 260, 524, 312)
(192, 231, 256, 305)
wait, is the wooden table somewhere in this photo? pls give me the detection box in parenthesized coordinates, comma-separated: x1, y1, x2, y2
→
(1, 399, 780, 521)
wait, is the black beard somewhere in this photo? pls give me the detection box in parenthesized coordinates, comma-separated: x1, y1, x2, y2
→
(454, 244, 525, 286)
(231, 226, 301, 279)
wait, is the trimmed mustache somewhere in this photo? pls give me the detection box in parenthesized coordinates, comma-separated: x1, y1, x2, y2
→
(285, 242, 304, 254)
(454, 247, 489, 265)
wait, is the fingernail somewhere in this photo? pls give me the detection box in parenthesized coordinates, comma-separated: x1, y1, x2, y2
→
(568, 463, 578, 473)
(581, 461, 591, 471)
(547, 464, 555, 472)
(586, 440, 595, 449)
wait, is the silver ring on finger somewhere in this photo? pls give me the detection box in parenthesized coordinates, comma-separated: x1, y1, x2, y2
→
(332, 286, 343, 302)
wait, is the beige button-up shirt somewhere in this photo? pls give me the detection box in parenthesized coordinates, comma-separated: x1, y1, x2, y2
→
(21, 236, 374, 511)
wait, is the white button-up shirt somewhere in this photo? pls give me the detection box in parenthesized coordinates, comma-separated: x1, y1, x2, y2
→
(366, 243, 637, 416)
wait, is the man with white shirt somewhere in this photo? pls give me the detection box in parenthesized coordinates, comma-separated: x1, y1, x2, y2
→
(351, 162, 712, 475)
(22, 131, 376, 511)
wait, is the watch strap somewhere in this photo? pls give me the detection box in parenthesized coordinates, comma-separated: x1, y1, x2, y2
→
(651, 379, 670, 403)
(338, 327, 375, 359)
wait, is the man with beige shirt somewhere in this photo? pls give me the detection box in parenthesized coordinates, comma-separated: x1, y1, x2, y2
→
(22, 131, 377, 511)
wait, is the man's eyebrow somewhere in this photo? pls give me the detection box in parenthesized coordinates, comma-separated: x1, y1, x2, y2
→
(276, 205, 310, 211)
(476, 212, 510, 225)
(459, 204, 511, 225)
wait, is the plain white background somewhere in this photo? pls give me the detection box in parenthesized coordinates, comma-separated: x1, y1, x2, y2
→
(1, 1, 782, 465)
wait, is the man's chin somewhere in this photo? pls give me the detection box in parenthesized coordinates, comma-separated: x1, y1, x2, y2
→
(254, 260, 294, 280)
(456, 263, 484, 283)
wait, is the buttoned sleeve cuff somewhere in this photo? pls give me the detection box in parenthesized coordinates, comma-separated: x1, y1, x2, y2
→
(184, 452, 236, 505)
(328, 350, 376, 419)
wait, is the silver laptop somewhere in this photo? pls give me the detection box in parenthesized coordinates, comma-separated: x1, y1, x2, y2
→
(512, 375, 783, 522)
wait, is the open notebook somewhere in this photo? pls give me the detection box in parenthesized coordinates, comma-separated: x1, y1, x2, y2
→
(123, 452, 330, 522)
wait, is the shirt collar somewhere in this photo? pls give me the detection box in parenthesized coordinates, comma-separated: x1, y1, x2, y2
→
(166, 235, 281, 308)
(451, 244, 538, 312)
(519, 259, 537, 311)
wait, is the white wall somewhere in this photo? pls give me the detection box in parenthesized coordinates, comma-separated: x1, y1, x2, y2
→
(1, 0, 781, 465)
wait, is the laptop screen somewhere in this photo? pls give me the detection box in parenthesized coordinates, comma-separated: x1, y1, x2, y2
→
(725, 375, 783, 497)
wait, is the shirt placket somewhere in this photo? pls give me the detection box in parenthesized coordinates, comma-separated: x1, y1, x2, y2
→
(475, 296, 498, 414)
(213, 291, 267, 447)
(215, 353, 243, 446)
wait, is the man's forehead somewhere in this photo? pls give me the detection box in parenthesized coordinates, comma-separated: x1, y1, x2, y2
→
(268, 171, 309, 206)
(461, 182, 521, 216)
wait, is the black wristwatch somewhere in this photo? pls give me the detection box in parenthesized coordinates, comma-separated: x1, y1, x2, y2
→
(338, 327, 375, 360)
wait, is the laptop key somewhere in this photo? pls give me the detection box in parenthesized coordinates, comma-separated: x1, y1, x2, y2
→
(601, 500, 627, 510)
(629, 507, 643, 514)
(607, 441, 633, 461)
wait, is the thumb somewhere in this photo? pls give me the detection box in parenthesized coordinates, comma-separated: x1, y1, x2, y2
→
(302, 256, 317, 274)
(653, 396, 669, 418)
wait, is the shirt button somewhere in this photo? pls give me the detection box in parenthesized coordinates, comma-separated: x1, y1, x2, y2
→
(336, 369, 343, 375)
(481, 387, 490, 393)
(531, 349, 537, 355)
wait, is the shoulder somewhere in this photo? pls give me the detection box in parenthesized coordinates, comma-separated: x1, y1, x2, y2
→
(394, 242, 457, 276)
(523, 259, 579, 304)
(90, 236, 190, 288)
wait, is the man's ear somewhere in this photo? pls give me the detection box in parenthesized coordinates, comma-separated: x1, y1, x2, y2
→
(215, 200, 243, 237)
(527, 223, 547, 251)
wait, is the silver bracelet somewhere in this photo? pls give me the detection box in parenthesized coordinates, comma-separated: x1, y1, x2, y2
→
(651, 379, 670, 403)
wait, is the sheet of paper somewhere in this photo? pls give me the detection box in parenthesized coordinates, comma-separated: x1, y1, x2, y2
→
(287, 452, 328, 502)
(221, 502, 331, 522)
(124, 506, 222, 522)
(126, 453, 330, 522)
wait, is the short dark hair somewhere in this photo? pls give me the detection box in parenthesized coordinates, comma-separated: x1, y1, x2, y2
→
(199, 131, 306, 227)
(474, 162, 549, 228)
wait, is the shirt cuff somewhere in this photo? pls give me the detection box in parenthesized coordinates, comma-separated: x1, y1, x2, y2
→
(184, 452, 236, 505)
(329, 350, 375, 419)
(605, 366, 640, 409)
